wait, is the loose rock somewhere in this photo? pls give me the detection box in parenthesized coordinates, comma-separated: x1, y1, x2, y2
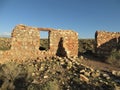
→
(80, 74, 89, 83)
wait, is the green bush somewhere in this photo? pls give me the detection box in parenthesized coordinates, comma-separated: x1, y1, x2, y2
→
(106, 50, 120, 67)
(78, 39, 95, 54)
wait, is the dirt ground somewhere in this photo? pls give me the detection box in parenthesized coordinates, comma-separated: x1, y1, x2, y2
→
(79, 58, 120, 71)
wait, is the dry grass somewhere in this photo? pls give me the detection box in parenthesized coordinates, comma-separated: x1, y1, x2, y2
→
(0, 38, 11, 50)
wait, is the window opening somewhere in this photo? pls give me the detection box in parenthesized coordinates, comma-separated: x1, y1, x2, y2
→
(39, 31, 49, 51)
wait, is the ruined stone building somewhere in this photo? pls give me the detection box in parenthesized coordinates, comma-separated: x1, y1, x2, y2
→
(0, 24, 78, 63)
(95, 31, 120, 56)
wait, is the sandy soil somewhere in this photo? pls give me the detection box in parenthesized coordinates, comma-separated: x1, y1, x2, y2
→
(79, 58, 120, 71)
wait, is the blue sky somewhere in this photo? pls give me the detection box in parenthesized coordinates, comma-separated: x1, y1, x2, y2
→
(0, 0, 120, 38)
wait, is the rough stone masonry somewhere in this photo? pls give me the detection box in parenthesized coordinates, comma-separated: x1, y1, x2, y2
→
(95, 31, 120, 56)
(0, 24, 78, 63)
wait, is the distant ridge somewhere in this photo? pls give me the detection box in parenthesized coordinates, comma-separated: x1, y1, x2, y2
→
(0, 32, 11, 38)
(0, 34, 11, 38)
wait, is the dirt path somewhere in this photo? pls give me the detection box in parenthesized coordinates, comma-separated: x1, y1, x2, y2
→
(79, 59, 120, 71)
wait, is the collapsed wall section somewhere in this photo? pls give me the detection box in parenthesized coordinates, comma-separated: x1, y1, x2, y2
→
(95, 31, 120, 56)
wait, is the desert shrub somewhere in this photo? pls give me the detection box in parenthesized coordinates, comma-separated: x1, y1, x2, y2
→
(0, 62, 22, 90)
(40, 79, 60, 90)
(78, 39, 95, 54)
(27, 84, 40, 90)
(27, 79, 60, 90)
(0, 61, 35, 90)
(106, 50, 120, 67)
(40, 39, 49, 50)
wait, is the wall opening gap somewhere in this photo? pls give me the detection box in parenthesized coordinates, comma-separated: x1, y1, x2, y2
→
(39, 31, 49, 51)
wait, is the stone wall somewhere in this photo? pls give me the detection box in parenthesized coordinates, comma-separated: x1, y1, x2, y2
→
(0, 24, 78, 63)
(95, 31, 120, 56)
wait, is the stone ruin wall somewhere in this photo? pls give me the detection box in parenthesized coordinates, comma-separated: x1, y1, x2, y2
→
(0, 24, 78, 63)
(95, 31, 120, 56)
